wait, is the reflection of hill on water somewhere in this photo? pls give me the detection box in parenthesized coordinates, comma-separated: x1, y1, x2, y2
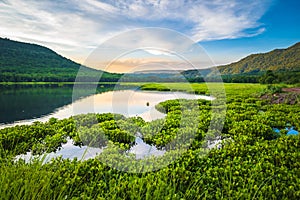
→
(0, 84, 117, 124)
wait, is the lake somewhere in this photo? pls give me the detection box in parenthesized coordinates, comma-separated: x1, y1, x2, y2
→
(0, 84, 213, 128)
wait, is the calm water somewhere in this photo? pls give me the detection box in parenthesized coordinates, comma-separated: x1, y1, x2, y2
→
(0, 84, 116, 125)
(0, 85, 213, 128)
(0, 84, 74, 124)
(16, 136, 167, 162)
(2, 84, 214, 160)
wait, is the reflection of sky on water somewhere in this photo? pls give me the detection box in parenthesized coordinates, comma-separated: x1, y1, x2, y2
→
(273, 127, 299, 135)
(16, 134, 222, 162)
(15, 139, 104, 163)
(2, 90, 213, 128)
(128, 137, 165, 159)
(17, 136, 166, 162)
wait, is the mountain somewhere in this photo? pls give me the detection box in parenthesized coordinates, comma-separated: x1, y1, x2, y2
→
(0, 38, 121, 82)
(181, 42, 300, 83)
(212, 42, 300, 75)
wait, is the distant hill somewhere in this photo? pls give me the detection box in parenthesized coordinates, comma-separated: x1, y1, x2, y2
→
(181, 42, 300, 83)
(125, 69, 185, 82)
(180, 68, 213, 82)
(133, 70, 183, 74)
(0, 38, 121, 82)
(212, 42, 300, 75)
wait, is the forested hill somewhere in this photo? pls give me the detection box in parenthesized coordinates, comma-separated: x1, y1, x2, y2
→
(0, 38, 121, 82)
(214, 42, 300, 75)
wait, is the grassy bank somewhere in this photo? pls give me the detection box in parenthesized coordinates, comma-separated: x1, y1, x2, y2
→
(138, 82, 267, 97)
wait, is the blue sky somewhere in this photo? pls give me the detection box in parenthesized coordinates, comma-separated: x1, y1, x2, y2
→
(0, 0, 299, 72)
(200, 0, 300, 65)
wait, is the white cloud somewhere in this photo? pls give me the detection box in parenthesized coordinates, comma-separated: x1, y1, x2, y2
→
(83, 0, 118, 13)
(0, 0, 272, 65)
(143, 49, 175, 56)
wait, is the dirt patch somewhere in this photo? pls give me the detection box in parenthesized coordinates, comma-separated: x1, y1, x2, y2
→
(282, 88, 300, 93)
(261, 88, 300, 105)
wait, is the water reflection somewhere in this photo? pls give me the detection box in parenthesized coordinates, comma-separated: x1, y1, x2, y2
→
(0, 84, 116, 125)
(16, 138, 104, 162)
(1, 89, 213, 128)
(0, 84, 73, 123)
(128, 137, 165, 159)
(16, 135, 167, 162)
(273, 127, 299, 135)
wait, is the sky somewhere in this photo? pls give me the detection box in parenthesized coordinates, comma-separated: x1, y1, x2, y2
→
(0, 0, 299, 72)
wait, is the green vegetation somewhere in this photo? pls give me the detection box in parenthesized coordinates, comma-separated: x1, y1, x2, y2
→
(140, 82, 209, 94)
(259, 70, 300, 84)
(0, 83, 299, 199)
(261, 84, 284, 94)
(0, 38, 121, 82)
(183, 69, 300, 84)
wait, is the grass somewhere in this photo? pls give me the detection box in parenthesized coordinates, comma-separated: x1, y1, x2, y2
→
(0, 158, 62, 199)
(137, 82, 267, 98)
